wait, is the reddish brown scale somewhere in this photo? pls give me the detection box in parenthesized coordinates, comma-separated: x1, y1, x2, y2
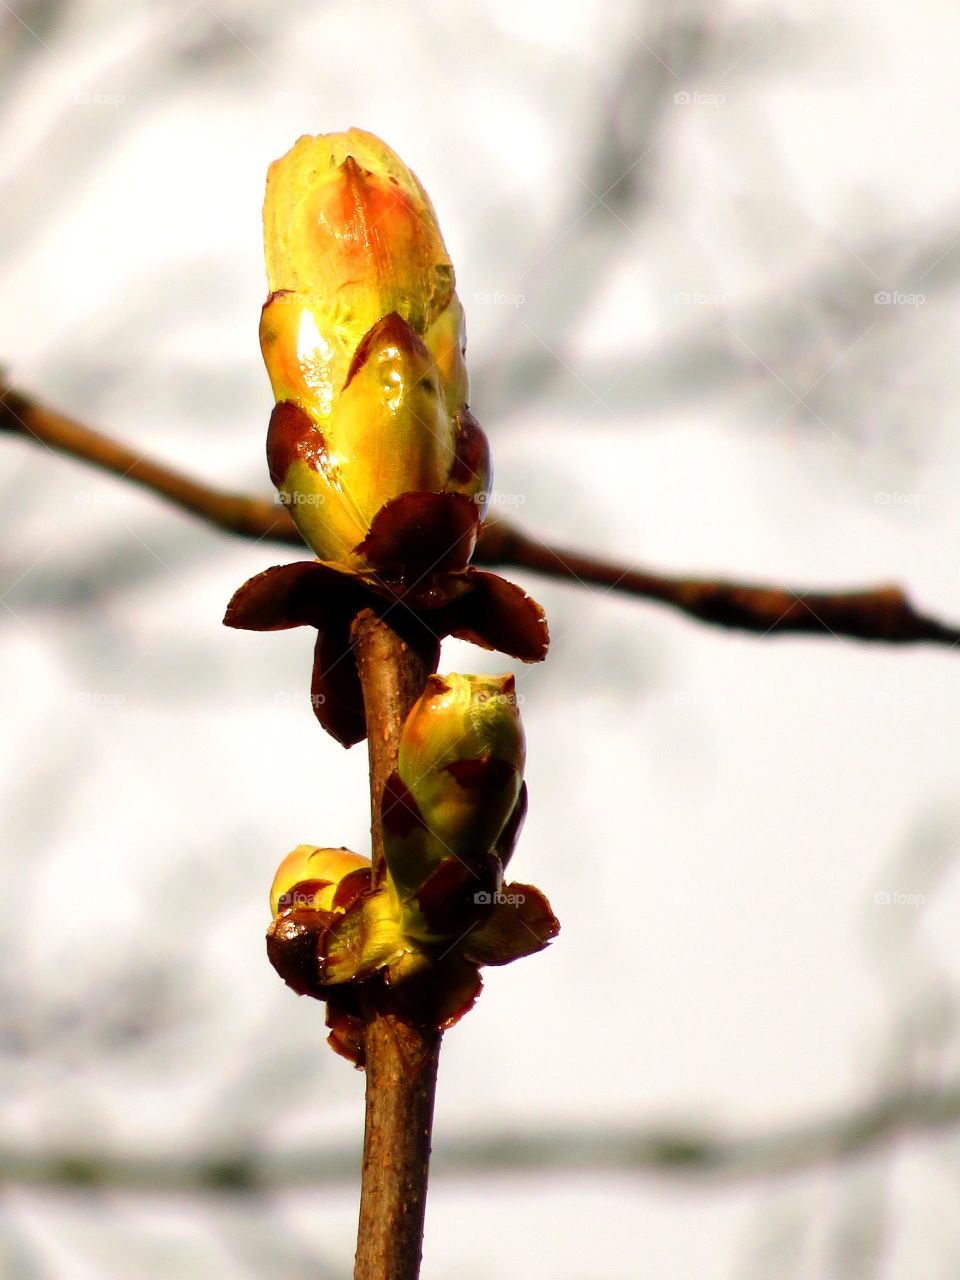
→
(443, 570, 549, 662)
(387, 954, 483, 1032)
(312, 620, 369, 747)
(415, 852, 502, 936)
(276, 877, 331, 911)
(381, 771, 428, 837)
(354, 491, 478, 576)
(449, 407, 491, 487)
(325, 1001, 366, 1068)
(223, 547, 548, 749)
(495, 783, 528, 868)
(266, 909, 328, 997)
(458, 883, 560, 968)
(332, 866, 374, 911)
(443, 757, 517, 792)
(343, 311, 430, 390)
(266, 400, 329, 487)
(435, 964, 484, 1029)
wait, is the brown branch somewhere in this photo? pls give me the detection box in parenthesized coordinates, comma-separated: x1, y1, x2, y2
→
(4, 380, 958, 647)
(3, 1079, 958, 1193)
(0, 381, 303, 545)
(350, 609, 436, 1280)
(475, 522, 960, 646)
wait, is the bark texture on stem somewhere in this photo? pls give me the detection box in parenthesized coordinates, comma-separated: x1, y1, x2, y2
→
(351, 609, 439, 1280)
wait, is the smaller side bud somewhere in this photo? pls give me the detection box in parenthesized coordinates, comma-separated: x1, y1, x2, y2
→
(267, 843, 407, 1010)
(381, 672, 527, 945)
(269, 845, 370, 917)
(398, 673, 525, 861)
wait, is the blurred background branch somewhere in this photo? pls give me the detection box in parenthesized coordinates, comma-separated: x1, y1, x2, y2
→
(3, 1077, 959, 1192)
(4, 380, 957, 646)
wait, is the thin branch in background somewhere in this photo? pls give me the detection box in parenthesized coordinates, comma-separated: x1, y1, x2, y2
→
(0, 383, 299, 545)
(477, 522, 960, 646)
(3, 380, 958, 648)
(2, 1077, 958, 1194)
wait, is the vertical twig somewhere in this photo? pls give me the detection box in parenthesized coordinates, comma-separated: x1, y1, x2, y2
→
(351, 608, 439, 1280)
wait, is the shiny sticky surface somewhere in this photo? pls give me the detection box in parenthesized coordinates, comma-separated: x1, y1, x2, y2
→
(260, 130, 490, 561)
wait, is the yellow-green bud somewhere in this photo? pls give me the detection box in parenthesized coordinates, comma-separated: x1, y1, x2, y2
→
(401, 673, 523, 851)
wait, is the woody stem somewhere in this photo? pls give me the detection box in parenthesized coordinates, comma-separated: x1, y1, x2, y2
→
(350, 608, 439, 1280)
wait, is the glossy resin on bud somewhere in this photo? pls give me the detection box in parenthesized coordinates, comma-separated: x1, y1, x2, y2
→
(226, 133, 549, 751)
(260, 128, 491, 564)
(399, 672, 524, 861)
(381, 672, 533, 941)
(265, 671, 556, 1063)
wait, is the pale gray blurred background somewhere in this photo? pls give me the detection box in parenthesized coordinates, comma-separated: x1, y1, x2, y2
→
(3, 0, 960, 1276)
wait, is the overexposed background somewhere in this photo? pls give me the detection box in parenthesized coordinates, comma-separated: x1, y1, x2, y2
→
(3, 1, 960, 1275)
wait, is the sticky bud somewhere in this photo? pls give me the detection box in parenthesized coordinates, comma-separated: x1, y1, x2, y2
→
(380, 672, 527, 944)
(269, 845, 370, 917)
(398, 673, 524, 862)
(260, 129, 491, 564)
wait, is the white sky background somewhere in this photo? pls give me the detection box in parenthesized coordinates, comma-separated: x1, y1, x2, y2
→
(3, 0, 960, 1275)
